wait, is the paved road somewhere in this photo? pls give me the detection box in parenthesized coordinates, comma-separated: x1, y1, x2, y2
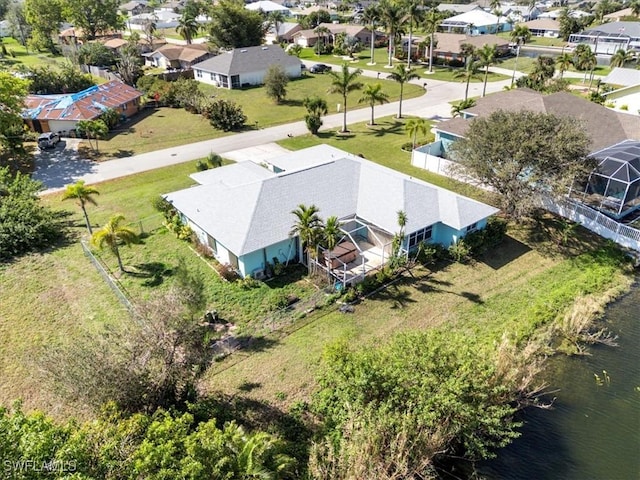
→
(36, 65, 513, 194)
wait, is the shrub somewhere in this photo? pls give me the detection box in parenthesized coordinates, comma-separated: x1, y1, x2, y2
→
(193, 239, 214, 258)
(620, 104, 629, 111)
(215, 262, 240, 282)
(238, 275, 262, 289)
(152, 195, 175, 218)
(448, 239, 471, 263)
(268, 291, 290, 311)
(305, 114, 323, 135)
(273, 261, 286, 277)
(207, 152, 223, 168)
(203, 99, 247, 131)
(195, 160, 209, 171)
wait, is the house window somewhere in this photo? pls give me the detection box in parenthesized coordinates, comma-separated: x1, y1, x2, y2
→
(210, 72, 214, 80)
(207, 234, 217, 254)
(196, 70, 202, 78)
(466, 222, 478, 233)
(407, 225, 433, 250)
(122, 103, 127, 111)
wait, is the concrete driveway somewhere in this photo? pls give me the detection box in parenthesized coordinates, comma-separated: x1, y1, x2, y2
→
(223, 143, 291, 163)
(33, 138, 98, 190)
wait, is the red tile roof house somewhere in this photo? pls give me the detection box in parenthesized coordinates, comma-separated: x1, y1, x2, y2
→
(22, 80, 143, 134)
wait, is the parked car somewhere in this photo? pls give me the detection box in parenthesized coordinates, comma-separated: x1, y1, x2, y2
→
(37, 132, 61, 149)
(309, 63, 332, 74)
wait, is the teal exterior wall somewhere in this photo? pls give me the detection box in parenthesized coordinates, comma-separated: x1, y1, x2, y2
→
(404, 218, 491, 250)
(238, 238, 297, 277)
(434, 131, 462, 155)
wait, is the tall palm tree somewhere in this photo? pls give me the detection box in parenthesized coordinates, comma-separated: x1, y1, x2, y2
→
(323, 216, 342, 251)
(405, 117, 429, 149)
(555, 52, 573, 79)
(379, 0, 406, 67)
(62, 180, 100, 235)
(290, 204, 324, 268)
(268, 11, 286, 43)
(510, 24, 531, 45)
(361, 4, 380, 65)
(610, 48, 633, 68)
(314, 25, 330, 55)
(476, 43, 497, 97)
(327, 63, 364, 133)
(177, 13, 199, 45)
(453, 58, 481, 101)
(423, 9, 442, 73)
(387, 63, 419, 118)
(358, 83, 390, 125)
(91, 214, 139, 273)
(403, 0, 423, 66)
(392, 210, 408, 257)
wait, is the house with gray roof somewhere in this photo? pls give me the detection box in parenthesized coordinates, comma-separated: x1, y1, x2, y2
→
(192, 45, 302, 89)
(164, 145, 499, 283)
(568, 21, 640, 55)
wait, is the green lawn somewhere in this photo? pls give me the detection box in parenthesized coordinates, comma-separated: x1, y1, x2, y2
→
(0, 37, 65, 69)
(300, 47, 509, 82)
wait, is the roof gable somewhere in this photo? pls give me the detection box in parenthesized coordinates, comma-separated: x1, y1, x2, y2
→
(192, 45, 301, 75)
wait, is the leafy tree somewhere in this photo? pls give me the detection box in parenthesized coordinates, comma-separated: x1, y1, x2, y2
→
(177, 11, 200, 44)
(76, 119, 109, 152)
(116, 43, 144, 86)
(609, 48, 633, 68)
(62, 0, 123, 40)
(24, 0, 63, 53)
(303, 95, 328, 135)
(203, 99, 247, 131)
(477, 43, 498, 97)
(387, 64, 419, 119)
(0, 168, 63, 260)
(516, 55, 555, 91)
(91, 213, 138, 272)
(450, 110, 592, 219)
(0, 73, 29, 168)
(379, 0, 406, 67)
(26, 64, 95, 94)
(290, 204, 324, 269)
(62, 180, 100, 234)
(299, 9, 331, 29)
(288, 43, 302, 57)
(5, 2, 31, 47)
(558, 8, 582, 40)
(0, 0, 9, 18)
(361, 4, 380, 64)
(264, 64, 289, 104)
(358, 82, 390, 125)
(78, 41, 116, 67)
(405, 117, 429, 149)
(632, 0, 640, 16)
(207, 0, 265, 48)
(555, 52, 573, 79)
(327, 63, 364, 133)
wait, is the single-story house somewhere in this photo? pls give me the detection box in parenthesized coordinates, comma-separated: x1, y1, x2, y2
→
(428, 33, 510, 62)
(192, 44, 302, 88)
(143, 43, 212, 69)
(601, 67, 640, 113)
(265, 21, 302, 44)
(538, 9, 591, 20)
(164, 145, 499, 283)
(439, 9, 511, 35)
(290, 5, 339, 21)
(58, 28, 121, 44)
(293, 22, 377, 48)
(411, 89, 640, 219)
(503, 6, 540, 22)
(22, 80, 143, 134)
(119, 1, 153, 17)
(101, 37, 166, 53)
(568, 22, 640, 54)
(522, 18, 561, 38)
(603, 7, 637, 23)
(437, 4, 483, 15)
(127, 10, 180, 30)
(245, 0, 291, 15)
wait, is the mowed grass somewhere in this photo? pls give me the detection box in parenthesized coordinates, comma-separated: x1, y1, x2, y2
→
(0, 37, 65, 69)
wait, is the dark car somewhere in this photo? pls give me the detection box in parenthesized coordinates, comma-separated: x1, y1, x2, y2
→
(309, 63, 332, 74)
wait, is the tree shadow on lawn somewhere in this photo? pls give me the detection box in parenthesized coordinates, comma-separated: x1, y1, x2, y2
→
(126, 261, 174, 287)
(411, 272, 484, 305)
(480, 235, 532, 270)
(265, 265, 307, 289)
(108, 149, 135, 158)
(234, 334, 280, 353)
(362, 120, 404, 137)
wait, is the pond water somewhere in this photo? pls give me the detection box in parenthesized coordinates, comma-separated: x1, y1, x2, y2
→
(519, 46, 611, 66)
(477, 284, 640, 480)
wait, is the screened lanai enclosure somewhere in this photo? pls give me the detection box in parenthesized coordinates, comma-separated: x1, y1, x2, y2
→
(570, 140, 640, 219)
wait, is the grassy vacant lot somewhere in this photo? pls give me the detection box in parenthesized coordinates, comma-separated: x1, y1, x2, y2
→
(0, 37, 64, 69)
(300, 47, 509, 82)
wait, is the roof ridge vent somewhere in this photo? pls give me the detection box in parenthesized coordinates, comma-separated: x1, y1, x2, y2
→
(240, 49, 247, 52)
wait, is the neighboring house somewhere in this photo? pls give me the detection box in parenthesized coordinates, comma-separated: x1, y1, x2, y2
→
(159, 0, 185, 11)
(411, 89, 640, 220)
(119, 1, 153, 17)
(428, 33, 510, 62)
(128, 10, 180, 30)
(439, 9, 512, 35)
(603, 8, 638, 22)
(503, 6, 540, 22)
(602, 67, 640, 113)
(265, 22, 302, 44)
(437, 3, 483, 14)
(164, 145, 499, 284)
(538, 9, 591, 20)
(22, 80, 143, 134)
(102, 37, 166, 53)
(58, 27, 122, 44)
(293, 23, 376, 48)
(192, 45, 302, 88)
(568, 22, 640, 54)
(0, 20, 10, 38)
(522, 18, 561, 38)
(143, 44, 212, 69)
(290, 5, 339, 20)
(245, 0, 291, 15)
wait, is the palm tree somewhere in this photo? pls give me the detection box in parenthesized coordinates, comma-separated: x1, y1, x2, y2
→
(387, 63, 419, 118)
(405, 117, 429, 149)
(555, 52, 573, 79)
(290, 204, 324, 268)
(323, 216, 342, 252)
(361, 5, 380, 65)
(451, 98, 476, 117)
(91, 214, 139, 273)
(303, 95, 328, 134)
(610, 48, 633, 68)
(392, 210, 408, 257)
(379, 0, 406, 67)
(358, 83, 390, 125)
(453, 58, 481, 101)
(177, 13, 199, 45)
(631, 0, 640, 17)
(403, 0, 424, 66)
(268, 11, 286, 43)
(510, 24, 531, 45)
(62, 180, 99, 235)
(423, 9, 442, 73)
(327, 63, 364, 133)
(476, 43, 497, 97)
(314, 25, 330, 56)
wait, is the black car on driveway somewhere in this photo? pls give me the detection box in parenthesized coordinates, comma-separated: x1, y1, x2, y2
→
(309, 63, 332, 74)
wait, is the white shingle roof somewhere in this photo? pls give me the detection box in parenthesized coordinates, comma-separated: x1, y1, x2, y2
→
(164, 146, 499, 256)
(603, 67, 640, 87)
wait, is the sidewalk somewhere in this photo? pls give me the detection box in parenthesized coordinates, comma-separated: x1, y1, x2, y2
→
(36, 65, 512, 194)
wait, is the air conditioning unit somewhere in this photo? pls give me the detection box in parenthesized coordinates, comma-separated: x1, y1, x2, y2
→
(252, 269, 266, 280)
